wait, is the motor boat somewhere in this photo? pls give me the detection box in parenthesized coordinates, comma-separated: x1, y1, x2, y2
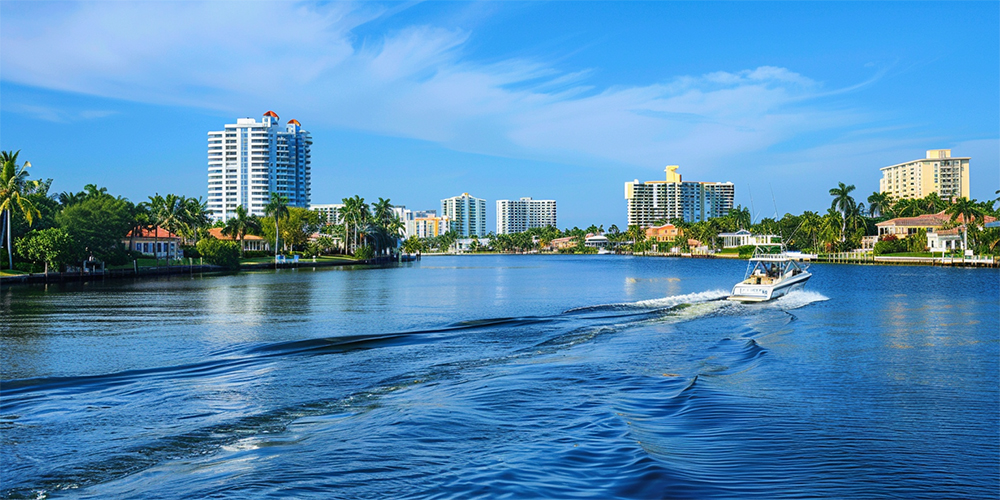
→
(727, 245, 811, 302)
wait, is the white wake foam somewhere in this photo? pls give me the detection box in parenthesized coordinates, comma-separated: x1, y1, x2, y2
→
(630, 289, 731, 309)
(764, 289, 829, 310)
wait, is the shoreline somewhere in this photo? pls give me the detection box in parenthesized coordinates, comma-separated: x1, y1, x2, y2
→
(0, 256, 395, 287)
(419, 252, 999, 268)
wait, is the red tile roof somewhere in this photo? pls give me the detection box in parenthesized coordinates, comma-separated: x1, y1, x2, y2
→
(126, 226, 180, 239)
(207, 228, 266, 241)
(877, 210, 996, 227)
(287, 119, 301, 126)
(264, 110, 279, 118)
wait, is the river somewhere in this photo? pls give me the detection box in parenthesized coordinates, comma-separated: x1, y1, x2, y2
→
(2, 255, 997, 499)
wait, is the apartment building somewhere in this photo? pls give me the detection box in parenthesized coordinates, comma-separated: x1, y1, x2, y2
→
(441, 193, 487, 237)
(414, 215, 451, 238)
(496, 197, 557, 234)
(879, 149, 970, 200)
(311, 203, 344, 225)
(208, 111, 311, 221)
(625, 166, 734, 227)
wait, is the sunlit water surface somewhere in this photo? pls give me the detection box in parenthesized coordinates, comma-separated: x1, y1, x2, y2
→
(1, 255, 997, 499)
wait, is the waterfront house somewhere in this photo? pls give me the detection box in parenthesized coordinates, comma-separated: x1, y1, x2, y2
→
(124, 227, 182, 258)
(877, 210, 996, 252)
(584, 234, 610, 249)
(206, 228, 271, 252)
(548, 236, 576, 251)
(926, 227, 963, 252)
(718, 229, 780, 249)
(645, 224, 682, 242)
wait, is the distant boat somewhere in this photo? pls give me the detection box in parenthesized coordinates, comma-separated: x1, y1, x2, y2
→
(400, 253, 420, 262)
(727, 245, 811, 302)
(597, 248, 612, 255)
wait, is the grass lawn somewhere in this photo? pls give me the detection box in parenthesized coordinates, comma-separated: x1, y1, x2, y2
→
(881, 252, 939, 258)
(1, 269, 28, 276)
(717, 248, 739, 254)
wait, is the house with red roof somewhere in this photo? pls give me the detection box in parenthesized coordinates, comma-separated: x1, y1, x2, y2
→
(206, 228, 271, 252)
(123, 227, 182, 259)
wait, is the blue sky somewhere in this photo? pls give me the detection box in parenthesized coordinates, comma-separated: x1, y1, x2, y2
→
(1, 1, 997, 229)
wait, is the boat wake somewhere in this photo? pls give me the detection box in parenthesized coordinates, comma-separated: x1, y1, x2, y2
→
(564, 290, 730, 314)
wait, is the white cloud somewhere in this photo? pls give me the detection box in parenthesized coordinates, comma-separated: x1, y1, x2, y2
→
(1, 1, 875, 169)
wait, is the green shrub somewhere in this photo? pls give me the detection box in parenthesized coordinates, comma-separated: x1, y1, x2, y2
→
(353, 246, 374, 260)
(196, 238, 240, 270)
(737, 245, 756, 258)
(180, 244, 200, 258)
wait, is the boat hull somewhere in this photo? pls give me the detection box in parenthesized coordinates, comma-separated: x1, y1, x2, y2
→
(727, 272, 811, 302)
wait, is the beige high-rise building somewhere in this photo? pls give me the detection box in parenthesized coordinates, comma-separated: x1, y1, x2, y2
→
(625, 166, 734, 227)
(879, 149, 970, 200)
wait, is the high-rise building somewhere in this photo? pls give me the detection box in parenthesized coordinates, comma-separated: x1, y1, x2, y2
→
(441, 193, 487, 237)
(625, 166, 734, 227)
(208, 111, 311, 221)
(879, 149, 970, 200)
(395, 208, 439, 239)
(496, 197, 557, 234)
(414, 215, 451, 238)
(311, 203, 344, 225)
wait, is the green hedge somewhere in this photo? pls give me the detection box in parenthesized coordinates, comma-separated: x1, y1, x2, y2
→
(196, 239, 240, 270)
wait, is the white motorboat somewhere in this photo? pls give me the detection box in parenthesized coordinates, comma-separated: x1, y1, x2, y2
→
(727, 246, 811, 302)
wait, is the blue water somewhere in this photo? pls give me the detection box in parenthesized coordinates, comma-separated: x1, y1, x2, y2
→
(1, 255, 997, 499)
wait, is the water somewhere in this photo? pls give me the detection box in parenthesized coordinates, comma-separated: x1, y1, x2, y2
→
(1, 255, 997, 499)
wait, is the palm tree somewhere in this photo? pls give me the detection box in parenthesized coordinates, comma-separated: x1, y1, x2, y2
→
(0, 151, 41, 269)
(867, 192, 893, 218)
(919, 192, 947, 214)
(58, 190, 86, 207)
(946, 197, 985, 252)
(222, 205, 262, 257)
(264, 193, 290, 258)
(829, 182, 856, 242)
(149, 193, 187, 265)
(183, 196, 211, 242)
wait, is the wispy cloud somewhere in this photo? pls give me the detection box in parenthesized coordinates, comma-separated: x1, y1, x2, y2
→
(3, 103, 117, 123)
(1, 1, 879, 170)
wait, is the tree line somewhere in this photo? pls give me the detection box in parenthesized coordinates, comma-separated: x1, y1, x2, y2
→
(0, 151, 404, 273)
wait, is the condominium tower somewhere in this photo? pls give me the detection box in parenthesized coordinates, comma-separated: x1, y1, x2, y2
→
(879, 149, 970, 200)
(311, 203, 344, 225)
(496, 197, 557, 234)
(208, 111, 311, 221)
(625, 166, 734, 227)
(441, 193, 487, 237)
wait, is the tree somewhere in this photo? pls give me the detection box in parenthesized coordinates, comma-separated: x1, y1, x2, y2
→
(867, 192, 893, 218)
(1, 150, 42, 269)
(401, 235, 423, 254)
(221, 205, 261, 257)
(829, 182, 856, 243)
(945, 197, 985, 252)
(196, 238, 240, 270)
(57, 194, 133, 263)
(264, 193, 290, 257)
(16, 228, 76, 275)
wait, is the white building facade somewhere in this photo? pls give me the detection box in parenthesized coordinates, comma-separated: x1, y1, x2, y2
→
(625, 166, 734, 227)
(441, 193, 487, 237)
(311, 203, 344, 225)
(208, 111, 311, 221)
(496, 197, 557, 234)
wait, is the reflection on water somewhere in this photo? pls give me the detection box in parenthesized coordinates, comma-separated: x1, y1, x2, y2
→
(1, 256, 997, 499)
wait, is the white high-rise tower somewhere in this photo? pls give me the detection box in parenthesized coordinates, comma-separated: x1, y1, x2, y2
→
(207, 111, 312, 221)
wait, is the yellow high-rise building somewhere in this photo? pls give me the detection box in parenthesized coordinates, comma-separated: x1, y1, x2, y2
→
(879, 149, 970, 200)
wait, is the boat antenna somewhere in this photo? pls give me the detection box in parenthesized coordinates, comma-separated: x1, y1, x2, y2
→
(748, 184, 756, 224)
(770, 183, 786, 251)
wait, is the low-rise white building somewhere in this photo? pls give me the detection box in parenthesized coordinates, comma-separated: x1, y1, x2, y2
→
(718, 230, 780, 248)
